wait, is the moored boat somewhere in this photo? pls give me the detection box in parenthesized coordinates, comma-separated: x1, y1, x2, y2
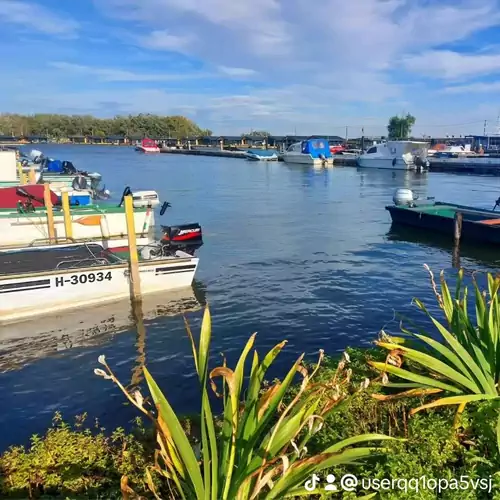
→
(282, 139, 333, 166)
(244, 150, 278, 161)
(136, 138, 160, 153)
(0, 242, 199, 323)
(386, 189, 500, 245)
(357, 141, 429, 170)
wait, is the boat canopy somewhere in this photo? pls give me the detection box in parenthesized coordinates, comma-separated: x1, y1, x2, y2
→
(301, 139, 332, 158)
(142, 138, 157, 148)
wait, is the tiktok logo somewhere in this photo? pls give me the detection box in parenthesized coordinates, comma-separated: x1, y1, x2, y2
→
(305, 474, 320, 491)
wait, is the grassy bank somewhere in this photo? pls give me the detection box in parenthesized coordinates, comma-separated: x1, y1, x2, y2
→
(2, 269, 500, 499)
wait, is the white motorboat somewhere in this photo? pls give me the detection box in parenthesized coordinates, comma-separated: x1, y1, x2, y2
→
(0, 242, 199, 323)
(244, 150, 278, 161)
(357, 141, 429, 170)
(282, 139, 334, 166)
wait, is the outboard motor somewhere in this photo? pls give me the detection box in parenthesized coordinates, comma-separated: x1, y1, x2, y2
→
(393, 188, 417, 206)
(160, 223, 203, 256)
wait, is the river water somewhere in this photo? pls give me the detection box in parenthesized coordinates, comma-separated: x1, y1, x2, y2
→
(1, 145, 500, 451)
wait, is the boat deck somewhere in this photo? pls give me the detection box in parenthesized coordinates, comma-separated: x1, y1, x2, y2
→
(0, 244, 116, 276)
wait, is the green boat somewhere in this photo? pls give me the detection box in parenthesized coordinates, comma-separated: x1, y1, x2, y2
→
(386, 190, 500, 245)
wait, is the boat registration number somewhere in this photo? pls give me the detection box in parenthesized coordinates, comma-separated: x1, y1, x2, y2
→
(55, 271, 112, 287)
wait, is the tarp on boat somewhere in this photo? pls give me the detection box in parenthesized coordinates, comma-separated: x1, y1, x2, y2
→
(0, 185, 58, 208)
(301, 139, 332, 159)
(142, 138, 157, 148)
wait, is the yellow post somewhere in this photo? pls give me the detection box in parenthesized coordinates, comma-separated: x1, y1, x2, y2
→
(28, 167, 36, 184)
(124, 195, 141, 299)
(61, 191, 73, 240)
(43, 183, 56, 242)
(17, 162, 27, 185)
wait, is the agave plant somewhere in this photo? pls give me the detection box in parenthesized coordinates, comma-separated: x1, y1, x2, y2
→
(95, 306, 394, 499)
(370, 265, 500, 434)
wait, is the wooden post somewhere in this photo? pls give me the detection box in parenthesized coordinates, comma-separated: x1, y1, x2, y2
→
(43, 183, 56, 242)
(61, 191, 73, 240)
(124, 195, 142, 300)
(454, 212, 463, 243)
(28, 167, 36, 184)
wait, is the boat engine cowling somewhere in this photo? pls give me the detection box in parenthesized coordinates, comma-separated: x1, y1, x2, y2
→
(393, 188, 417, 206)
(160, 223, 203, 256)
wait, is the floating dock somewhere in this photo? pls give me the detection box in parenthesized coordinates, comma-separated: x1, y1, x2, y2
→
(160, 147, 247, 159)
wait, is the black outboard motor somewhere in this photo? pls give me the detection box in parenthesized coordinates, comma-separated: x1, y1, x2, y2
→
(160, 223, 203, 256)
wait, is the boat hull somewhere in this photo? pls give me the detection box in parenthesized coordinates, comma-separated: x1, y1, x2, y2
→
(282, 154, 334, 166)
(136, 146, 160, 153)
(0, 207, 155, 249)
(386, 203, 500, 245)
(0, 256, 198, 323)
(357, 157, 412, 170)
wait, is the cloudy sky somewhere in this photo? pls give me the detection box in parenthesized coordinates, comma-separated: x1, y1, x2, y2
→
(1, 0, 500, 136)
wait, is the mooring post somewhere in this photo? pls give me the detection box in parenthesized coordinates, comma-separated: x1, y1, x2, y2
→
(28, 167, 36, 184)
(61, 191, 73, 240)
(452, 211, 463, 268)
(454, 212, 463, 243)
(43, 183, 56, 242)
(17, 161, 26, 185)
(124, 194, 142, 300)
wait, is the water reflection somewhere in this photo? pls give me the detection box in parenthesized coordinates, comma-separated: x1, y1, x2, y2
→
(0, 281, 207, 373)
(356, 167, 429, 191)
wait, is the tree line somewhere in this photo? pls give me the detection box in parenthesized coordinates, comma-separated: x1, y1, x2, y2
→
(0, 113, 212, 139)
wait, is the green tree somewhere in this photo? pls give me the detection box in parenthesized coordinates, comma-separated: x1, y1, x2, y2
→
(387, 113, 416, 140)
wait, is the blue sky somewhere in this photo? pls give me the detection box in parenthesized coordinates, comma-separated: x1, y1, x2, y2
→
(1, 0, 500, 136)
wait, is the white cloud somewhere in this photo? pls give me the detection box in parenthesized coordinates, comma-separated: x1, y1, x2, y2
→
(443, 81, 500, 94)
(49, 61, 211, 82)
(0, 0, 79, 37)
(217, 66, 257, 77)
(403, 50, 500, 79)
(138, 29, 193, 51)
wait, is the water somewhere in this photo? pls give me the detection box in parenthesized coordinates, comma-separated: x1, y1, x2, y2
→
(1, 144, 500, 451)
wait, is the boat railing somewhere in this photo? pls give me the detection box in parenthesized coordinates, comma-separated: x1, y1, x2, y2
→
(55, 257, 111, 270)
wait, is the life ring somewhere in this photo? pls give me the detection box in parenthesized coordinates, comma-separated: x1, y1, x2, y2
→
(72, 175, 88, 190)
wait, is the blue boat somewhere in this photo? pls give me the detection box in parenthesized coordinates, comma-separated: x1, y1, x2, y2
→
(282, 139, 333, 166)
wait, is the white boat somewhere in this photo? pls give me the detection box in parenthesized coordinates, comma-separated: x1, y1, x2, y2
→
(282, 139, 334, 166)
(357, 141, 429, 170)
(427, 144, 473, 157)
(0, 242, 199, 323)
(244, 150, 278, 161)
(136, 138, 160, 153)
(0, 203, 155, 250)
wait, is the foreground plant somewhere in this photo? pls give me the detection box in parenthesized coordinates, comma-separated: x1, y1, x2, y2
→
(370, 266, 500, 434)
(95, 306, 394, 499)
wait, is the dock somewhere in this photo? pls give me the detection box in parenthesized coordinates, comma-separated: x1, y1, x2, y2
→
(160, 147, 247, 159)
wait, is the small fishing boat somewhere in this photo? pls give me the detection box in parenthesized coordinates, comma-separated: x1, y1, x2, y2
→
(386, 188, 500, 245)
(244, 150, 278, 161)
(282, 139, 333, 166)
(357, 141, 429, 170)
(0, 242, 199, 323)
(0, 185, 93, 208)
(136, 138, 160, 153)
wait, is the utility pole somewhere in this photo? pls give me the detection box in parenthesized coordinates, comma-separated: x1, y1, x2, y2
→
(484, 120, 487, 136)
(345, 126, 348, 145)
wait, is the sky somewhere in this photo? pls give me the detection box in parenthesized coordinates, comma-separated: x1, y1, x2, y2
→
(1, 0, 500, 136)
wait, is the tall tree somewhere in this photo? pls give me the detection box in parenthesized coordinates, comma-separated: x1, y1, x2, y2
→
(387, 113, 416, 140)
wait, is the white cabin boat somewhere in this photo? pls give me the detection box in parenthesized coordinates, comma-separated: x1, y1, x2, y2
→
(0, 243, 199, 323)
(282, 139, 334, 166)
(357, 141, 429, 170)
(244, 150, 278, 161)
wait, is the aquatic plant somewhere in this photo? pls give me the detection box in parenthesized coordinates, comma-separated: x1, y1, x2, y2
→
(95, 306, 394, 499)
(370, 266, 500, 437)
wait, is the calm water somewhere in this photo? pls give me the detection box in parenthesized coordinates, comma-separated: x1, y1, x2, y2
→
(1, 145, 500, 451)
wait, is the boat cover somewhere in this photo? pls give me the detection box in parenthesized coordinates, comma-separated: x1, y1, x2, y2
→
(0, 244, 112, 275)
(142, 138, 157, 148)
(301, 139, 332, 159)
(0, 185, 59, 208)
